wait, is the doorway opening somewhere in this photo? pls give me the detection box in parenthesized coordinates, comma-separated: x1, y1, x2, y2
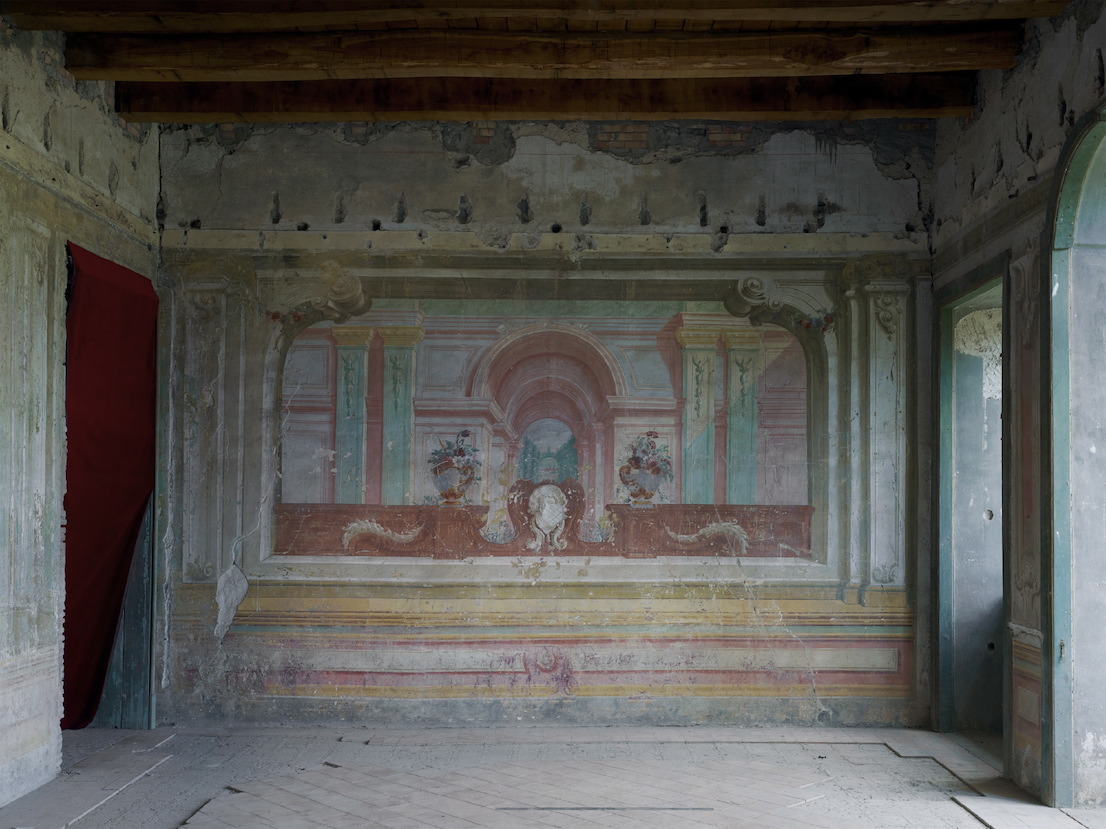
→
(937, 277, 1006, 757)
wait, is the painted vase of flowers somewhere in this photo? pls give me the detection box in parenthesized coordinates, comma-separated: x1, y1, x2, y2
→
(619, 430, 673, 505)
(429, 429, 481, 505)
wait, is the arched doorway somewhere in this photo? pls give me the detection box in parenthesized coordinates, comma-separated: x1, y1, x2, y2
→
(1046, 111, 1106, 807)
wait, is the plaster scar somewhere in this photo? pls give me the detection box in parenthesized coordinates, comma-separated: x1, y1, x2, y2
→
(665, 521, 749, 556)
(342, 519, 424, 549)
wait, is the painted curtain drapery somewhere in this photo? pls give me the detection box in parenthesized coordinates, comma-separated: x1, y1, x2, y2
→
(61, 243, 158, 729)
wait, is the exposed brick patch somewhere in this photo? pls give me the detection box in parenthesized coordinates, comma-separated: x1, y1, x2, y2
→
(592, 122, 650, 151)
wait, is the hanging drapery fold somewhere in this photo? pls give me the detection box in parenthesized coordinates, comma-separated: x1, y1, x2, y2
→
(61, 242, 158, 730)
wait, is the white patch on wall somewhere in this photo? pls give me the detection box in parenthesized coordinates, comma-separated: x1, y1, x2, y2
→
(955, 308, 1003, 400)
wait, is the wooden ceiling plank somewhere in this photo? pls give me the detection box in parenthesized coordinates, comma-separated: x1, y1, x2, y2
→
(65, 27, 1021, 82)
(113, 73, 976, 122)
(2, 0, 1073, 32)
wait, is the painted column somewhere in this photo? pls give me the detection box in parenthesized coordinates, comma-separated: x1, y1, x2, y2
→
(378, 326, 423, 505)
(723, 330, 762, 504)
(862, 258, 912, 590)
(676, 327, 719, 504)
(331, 326, 373, 504)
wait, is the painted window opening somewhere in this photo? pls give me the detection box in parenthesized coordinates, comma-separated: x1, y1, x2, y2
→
(277, 300, 812, 559)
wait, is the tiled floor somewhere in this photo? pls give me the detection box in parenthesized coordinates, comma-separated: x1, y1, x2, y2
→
(0, 727, 1097, 829)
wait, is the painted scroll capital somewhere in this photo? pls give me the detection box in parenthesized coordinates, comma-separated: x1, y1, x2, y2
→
(723, 276, 782, 322)
(308, 263, 371, 322)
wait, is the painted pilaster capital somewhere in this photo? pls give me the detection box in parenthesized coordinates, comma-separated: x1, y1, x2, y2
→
(842, 254, 913, 291)
(674, 328, 720, 349)
(377, 326, 425, 347)
(721, 330, 763, 349)
(331, 326, 374, 348)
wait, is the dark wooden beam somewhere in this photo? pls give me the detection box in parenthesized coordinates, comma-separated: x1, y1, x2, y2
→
(67, 26, 1020, 82)
(114, 73, 976, 122)
(2, 0, 1072, 32)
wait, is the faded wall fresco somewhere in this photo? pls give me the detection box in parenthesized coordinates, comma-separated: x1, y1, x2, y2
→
(156, 244, 923, 728)
(277, 301, 811, 560)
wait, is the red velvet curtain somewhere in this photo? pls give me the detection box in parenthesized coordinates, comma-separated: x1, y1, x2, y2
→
(62, 243, 158, 729)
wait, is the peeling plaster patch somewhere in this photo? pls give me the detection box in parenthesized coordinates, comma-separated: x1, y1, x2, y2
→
(711, 226, 730, 252)
(572, 233, 597, 252)
(41, 106, 51, 151)
(579, 198, 592, 226)
(214, 563, 249, 641)
(440, 122, 517, 166)
(340, 120, 403, 146)
(422, 208, 456, 221)
(476, 225, 512, 250)
(214, 123, 253, 152)
(333, 176, 359, 225)
(516, 195, 533, 224)
(457, 194, 473, 224)
(515, 121, 592, 148)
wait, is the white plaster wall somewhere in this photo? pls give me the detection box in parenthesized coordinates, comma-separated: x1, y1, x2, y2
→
(0, 21, 159, 807)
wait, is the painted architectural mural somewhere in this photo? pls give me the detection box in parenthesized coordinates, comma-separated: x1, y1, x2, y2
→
(277, 301, 812, 559)
(159, 251, 919, 729)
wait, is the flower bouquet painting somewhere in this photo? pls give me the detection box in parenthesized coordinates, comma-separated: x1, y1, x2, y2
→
(429, 429, 481, 505)
(619, 430, 673, 505)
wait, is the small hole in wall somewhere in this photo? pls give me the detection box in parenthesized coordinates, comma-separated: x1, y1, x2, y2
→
(984, 509, 994, 521)
(551, 223, 562, 233)
(987, 642, 996, 652)
(719, 225, 730, 234)
(372, 219, 382, 231)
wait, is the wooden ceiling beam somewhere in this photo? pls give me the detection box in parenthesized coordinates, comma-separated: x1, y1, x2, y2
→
(114, 73, 976, 122)
(2, 0, 1071, 32)
(67, 27, 1020, 82)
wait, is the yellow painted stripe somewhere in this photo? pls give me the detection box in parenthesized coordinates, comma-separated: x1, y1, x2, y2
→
(263, 683, 912, 700)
